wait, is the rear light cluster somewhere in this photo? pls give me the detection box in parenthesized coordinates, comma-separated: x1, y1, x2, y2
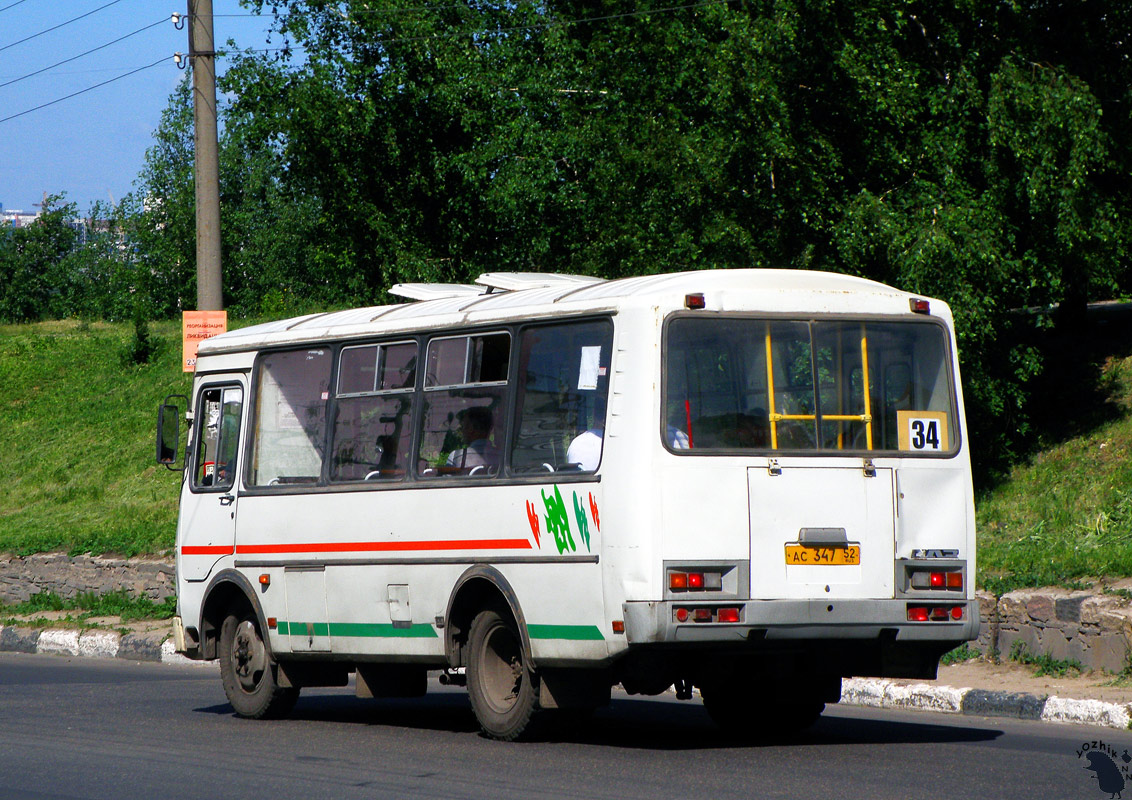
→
(907, 604, 965, 622)
(669, 570, 724, 592)
(674, 606, 742, 624)
(909, 569, 963, 591)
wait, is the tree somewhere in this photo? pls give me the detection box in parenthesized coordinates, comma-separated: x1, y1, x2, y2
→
(0, 195, 79, 322)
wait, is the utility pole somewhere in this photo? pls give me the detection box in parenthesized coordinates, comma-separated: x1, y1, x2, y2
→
(188, 0, 223, 310)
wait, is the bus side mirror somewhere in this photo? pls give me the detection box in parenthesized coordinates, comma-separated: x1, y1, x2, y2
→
(157, 394, 188, 469)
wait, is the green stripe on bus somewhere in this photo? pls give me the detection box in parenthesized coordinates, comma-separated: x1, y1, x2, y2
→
(527, 624, 605, 641)
(276, 621, 438, 639)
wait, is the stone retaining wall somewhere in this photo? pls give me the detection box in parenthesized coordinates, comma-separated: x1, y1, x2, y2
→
(0, 553, 174, 605)
(976, 588, 1132, 673)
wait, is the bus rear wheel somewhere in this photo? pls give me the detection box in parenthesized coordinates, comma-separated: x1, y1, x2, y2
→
(219, 610, 298, 719)
(466, 607, 538, 741)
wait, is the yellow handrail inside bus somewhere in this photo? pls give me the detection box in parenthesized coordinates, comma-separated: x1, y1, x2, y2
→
(860, 323, 873, 450)
(764, 322, 873, 451)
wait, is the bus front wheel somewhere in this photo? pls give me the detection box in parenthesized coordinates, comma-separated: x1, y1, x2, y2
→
(219, 610, 298, 719)
(466, 606, 538, 740)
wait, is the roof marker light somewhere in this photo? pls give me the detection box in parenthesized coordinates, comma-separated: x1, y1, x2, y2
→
(910, 298, 930, 314)
(685, 293, 706, 310)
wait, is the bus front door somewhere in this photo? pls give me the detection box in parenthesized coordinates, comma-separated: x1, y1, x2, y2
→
(177, 377, 247, 582)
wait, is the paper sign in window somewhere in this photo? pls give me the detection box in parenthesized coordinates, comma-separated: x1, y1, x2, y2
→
(578, 346, 602, 390)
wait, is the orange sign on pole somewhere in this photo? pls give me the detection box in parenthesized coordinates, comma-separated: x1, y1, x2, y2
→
(182, 310, 228, 372)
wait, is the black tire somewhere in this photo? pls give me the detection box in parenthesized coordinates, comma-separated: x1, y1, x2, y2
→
(700, 683, 824, 738)
(466, 606, 538, 740)
(219, 610, 299, 719)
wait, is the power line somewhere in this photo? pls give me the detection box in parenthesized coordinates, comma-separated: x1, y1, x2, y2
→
(0, 56, 169, 125)
(0, 0, 127, 54)
(0, 0, 30, 15)
(0, 18, 167, 89)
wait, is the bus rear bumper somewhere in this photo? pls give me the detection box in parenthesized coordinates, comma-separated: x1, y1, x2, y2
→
(622, 598, 980, 645)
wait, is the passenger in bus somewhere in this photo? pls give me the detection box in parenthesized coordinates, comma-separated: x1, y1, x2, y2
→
(565, 394, 608, 471)
(446, 406, 501, 471)
(566, 427, 603, 471)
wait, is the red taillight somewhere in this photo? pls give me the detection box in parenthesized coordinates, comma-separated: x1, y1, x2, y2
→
(951, 606, 964, 620)
(675, 608, 689, 623)
(908, 606, 929, 622)
(946, 572, 963, 590)
(693, 608, 712, 623)
(717, 608, 740, 623)
(670, 572, 688, 590)
(930, 572, 945, 588)
(688, 572, 704, 590)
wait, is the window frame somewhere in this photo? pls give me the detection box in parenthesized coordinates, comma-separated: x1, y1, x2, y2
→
(188, 382, 245, 494)
(238, 316, 614, 497)
(329, 339, 420, 484)
(660, 311, 962, 459)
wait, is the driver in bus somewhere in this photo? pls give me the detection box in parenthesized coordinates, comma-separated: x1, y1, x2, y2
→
(446, 406, 501, 471)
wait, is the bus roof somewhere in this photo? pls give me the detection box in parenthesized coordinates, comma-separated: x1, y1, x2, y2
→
(197, 268, 938, 356)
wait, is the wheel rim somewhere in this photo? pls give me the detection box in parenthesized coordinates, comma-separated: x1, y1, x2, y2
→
(231, 619, 267, 694)
(478, 620, 524, 715)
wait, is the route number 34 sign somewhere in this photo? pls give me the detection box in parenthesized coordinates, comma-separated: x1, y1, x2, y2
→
(896, 410, 949, 452)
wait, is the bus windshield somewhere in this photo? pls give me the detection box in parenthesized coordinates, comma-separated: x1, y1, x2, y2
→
(665, 316, 958, 454)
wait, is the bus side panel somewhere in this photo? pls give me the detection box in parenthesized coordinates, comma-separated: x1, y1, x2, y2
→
(233, 481, 607, 665)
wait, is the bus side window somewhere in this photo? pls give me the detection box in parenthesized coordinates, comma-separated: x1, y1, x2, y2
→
(249, 348, 332, 486)
(418, 332, 510, 477)
(511, 320, 613, 473)
(330, 342, 416, 482)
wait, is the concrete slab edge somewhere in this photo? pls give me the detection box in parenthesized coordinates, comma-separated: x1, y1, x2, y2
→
(840, 677, 1132, 731)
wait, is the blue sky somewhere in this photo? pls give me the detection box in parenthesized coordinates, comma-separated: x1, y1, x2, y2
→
(0, 0, 277, 214)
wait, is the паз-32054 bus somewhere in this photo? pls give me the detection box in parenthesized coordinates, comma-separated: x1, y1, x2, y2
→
(156, 269, 978, 740)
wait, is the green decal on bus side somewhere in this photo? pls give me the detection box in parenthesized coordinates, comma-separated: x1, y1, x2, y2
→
(572, 491, 591, 551)
(276, 621, 438, 638)
(542, 485, 576, 554)
(527, 624, 604, 641)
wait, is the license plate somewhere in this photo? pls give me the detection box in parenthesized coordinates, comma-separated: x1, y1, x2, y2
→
(785, 544, 860, 565)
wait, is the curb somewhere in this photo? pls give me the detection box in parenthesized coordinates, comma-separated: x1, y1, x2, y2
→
(840, 677, 1132, 731)
(0, 623, 211, 668)
(3, 622, 1129, 729)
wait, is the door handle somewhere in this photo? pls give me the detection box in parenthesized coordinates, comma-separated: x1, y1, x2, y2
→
(219, 494, 235, 506)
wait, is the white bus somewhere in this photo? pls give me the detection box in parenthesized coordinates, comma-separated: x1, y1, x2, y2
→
(158, 269, 978, 740)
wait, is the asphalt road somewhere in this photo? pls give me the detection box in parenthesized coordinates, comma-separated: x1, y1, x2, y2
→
(0, 652, 1127, 800)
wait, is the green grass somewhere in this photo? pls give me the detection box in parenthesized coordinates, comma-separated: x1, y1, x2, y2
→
(0, 589, 176, 622)
(1008, 641, 1085, 678)
(0, 319, 192, 556)
(939, 643, 983, 665)
(976, 353, 1132, 593)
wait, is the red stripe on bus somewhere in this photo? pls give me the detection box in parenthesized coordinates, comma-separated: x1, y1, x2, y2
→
(233, 538, 534, 555)
(181, 545, 235, 555)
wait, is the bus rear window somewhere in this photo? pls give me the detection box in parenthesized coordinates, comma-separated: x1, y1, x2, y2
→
(664, 317, 958, 454)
